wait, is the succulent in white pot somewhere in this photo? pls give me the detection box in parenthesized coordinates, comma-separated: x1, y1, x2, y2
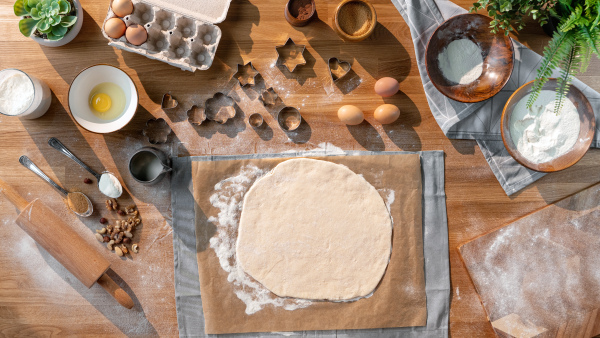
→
(14, 0, 83, 47)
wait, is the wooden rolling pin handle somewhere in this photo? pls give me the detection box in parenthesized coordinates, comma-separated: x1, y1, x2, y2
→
(97, 273, 134, 309)
(0, 178, 30, 212)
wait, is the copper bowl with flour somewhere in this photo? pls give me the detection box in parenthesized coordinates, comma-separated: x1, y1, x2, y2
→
(333, 0, 377, 42)
(425, 13, 514, 103)
(501, 79, 595, 173)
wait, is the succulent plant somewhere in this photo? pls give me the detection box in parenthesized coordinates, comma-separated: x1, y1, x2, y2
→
(14, 0, 77, 41)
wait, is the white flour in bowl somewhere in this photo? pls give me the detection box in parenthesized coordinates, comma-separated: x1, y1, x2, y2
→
(437, 38, 483, 85)
(510, 90, 580, 164)
(0, 72, 34, 116)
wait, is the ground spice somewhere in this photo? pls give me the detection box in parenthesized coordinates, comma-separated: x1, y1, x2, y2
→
(338, 1, 372, 36)
(290, 0, 313, 20)
(67, 192, 89, 214)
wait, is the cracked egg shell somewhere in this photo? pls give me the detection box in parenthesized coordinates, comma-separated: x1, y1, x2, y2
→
(104, 18, 126, 39)
(111, 0, 133, 17)
(126, 24, 148, 46)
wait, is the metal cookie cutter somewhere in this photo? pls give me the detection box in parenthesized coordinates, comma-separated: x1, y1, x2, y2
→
(328, 57, 352, 83)
(275, 38, 306, 72)
(277, 106, 302, 131)
(233, 62, 260, 86)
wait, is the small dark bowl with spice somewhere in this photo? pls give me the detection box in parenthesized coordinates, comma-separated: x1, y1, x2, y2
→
(285, 0, 316, 27)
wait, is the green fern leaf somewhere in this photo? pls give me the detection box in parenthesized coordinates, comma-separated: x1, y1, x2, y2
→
(561, 6, 583, 31)
(527, 30, 573, 108)
(555, 43, 579, 114)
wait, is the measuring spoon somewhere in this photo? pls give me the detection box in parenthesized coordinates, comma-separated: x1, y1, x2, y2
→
(48, 137, 123, 198)
(19, 155, 93, 217)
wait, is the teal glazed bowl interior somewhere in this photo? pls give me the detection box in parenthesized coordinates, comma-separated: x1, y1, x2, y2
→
(425, 13, 514, 103)
(500, 79, 596, 173)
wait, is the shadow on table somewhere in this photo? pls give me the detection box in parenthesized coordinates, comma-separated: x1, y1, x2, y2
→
(347, 120, 385, 152)
(295, 16, 412, 83)
(37, 243, 158, 336)
(383, 91, 422, 151)
(42, 8, 119, 83)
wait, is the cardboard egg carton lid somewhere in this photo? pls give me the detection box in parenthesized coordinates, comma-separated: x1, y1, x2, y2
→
(142, 0, 232, 24)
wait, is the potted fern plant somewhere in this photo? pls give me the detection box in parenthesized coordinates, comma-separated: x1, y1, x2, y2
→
(14, 0, 83, 47)
(472, 0, 600, 111)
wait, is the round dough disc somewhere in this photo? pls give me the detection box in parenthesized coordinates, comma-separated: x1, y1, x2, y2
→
(236, 158, 392, 300)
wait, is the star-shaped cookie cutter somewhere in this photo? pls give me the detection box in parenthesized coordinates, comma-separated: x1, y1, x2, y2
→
(275, 38, 306, 72)
(233, 62, 260, 86)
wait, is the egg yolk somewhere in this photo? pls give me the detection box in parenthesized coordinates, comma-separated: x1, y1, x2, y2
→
(91, 93, 112, 113)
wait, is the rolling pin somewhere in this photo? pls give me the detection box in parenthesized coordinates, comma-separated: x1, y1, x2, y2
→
(0, 178, 134, 309)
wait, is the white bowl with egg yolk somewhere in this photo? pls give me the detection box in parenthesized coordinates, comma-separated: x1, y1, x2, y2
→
(68, 64, 138, 133)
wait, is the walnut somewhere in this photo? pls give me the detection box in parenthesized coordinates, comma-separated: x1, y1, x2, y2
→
(126, 205, 136, 214)
(105, 198, 118, 211)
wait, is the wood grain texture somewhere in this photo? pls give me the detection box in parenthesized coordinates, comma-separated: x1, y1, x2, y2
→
(0, 0, 599, 336)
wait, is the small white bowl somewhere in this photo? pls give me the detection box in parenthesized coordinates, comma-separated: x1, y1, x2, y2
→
(68, 64, 138, 133)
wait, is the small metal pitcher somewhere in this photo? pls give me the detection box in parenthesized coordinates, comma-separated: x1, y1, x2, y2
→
(128, 147, 172, 184)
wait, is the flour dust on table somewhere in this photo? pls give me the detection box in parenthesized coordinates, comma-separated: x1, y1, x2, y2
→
(236, 159, 393, 301)
(437, 38, 483, 85)
(510, 90, 580, 164)
(208, 164, 312, 315)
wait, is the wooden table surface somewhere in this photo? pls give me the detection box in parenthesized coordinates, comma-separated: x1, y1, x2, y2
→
(1, 0, 600, 336)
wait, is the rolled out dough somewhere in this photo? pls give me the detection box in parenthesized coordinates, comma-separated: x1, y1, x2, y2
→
(236, 158, 393, 301)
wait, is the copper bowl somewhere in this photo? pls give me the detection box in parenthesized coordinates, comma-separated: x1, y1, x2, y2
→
(500, 79, 595, 172)
(425, 13, 514, 103)
(333, 0, 377, 42)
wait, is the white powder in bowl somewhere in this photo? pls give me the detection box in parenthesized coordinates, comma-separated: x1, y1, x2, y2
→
(99, 173, 123, 198)
(510, 90, 580, 164)
(437, 38, 483, 85)
(0, 72, 35, 116)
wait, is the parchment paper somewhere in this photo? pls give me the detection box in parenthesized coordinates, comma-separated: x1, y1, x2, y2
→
(192, 154, 426, 334)
(171, 150, 450, 338)
(459, 183, 600, 337)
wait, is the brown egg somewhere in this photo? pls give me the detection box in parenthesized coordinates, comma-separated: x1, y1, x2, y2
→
(374, 77, 399, 97)
(374, 104, 400, 124)
(104, 18, 126, 39)
(111, 0, 134, 17)
(337, 105, 364, 125)
(126, 24, 148, 46)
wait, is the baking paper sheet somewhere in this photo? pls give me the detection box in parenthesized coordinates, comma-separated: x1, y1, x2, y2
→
(171, 150, 449, 337)
(460, 183, 600, 337)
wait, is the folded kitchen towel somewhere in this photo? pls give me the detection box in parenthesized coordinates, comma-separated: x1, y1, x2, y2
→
(392, 0, 600, 195)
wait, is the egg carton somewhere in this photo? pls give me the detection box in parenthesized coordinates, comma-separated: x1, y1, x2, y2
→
(102, 0, 229, 71)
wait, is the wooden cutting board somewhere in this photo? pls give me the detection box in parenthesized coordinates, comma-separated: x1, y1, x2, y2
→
(459, 182, 600, 338)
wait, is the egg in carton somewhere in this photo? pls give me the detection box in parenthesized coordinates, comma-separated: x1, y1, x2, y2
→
(102, 0, 231, 71)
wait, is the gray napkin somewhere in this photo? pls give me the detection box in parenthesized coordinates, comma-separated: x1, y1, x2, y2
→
(392, 0, 600, 195)
(171, 150, 449, 337)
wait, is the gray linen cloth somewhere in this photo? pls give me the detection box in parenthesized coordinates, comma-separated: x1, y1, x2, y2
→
(171, 150, 449, 337)
(392, 0, 600, 195)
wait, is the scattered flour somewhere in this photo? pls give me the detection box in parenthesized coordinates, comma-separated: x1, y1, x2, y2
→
(208, 165, 312, 315)
(0, 72, 34, 115)
(510, 90, 580, 164)
(437, 38, 483, 85)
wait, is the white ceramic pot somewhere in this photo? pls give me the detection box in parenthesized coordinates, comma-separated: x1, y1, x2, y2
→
(30, 0, 83, 47)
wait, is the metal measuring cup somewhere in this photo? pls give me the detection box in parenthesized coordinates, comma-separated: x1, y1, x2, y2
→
(128, 147, 172, 185)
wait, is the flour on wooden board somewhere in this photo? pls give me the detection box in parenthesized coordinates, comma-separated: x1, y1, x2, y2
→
(208, 165, 312, 314)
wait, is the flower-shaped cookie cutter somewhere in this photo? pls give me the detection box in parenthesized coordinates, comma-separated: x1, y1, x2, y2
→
(143, 118, 172, 144)
(233, 62, 260, 87)
(259, 87, 279, 107)
(205, 92, 236, 124)
(275, 38, 306, 72)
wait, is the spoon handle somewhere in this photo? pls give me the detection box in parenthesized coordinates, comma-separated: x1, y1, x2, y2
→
(48, 138, 101, 181)
(19, 155, 70, 197)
